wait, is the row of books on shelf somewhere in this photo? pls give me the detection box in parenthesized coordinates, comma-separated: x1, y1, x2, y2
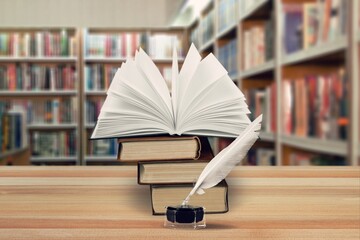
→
(247, 148, 276, 166)
(218, 0, 238, 32)
(86, 138, 117, 156)
(28, 99, 77, 124)
(85, 32, 183, 59)
(245, 69, 348, 141)
(283, 0, 347, 54)
(31, 130, 76, 157)
(290, 152, 346, 166)
(147, 34, 183, 59)
(190, 26, 201, 49)
(245, 83, 276, 133)
(218, 39, 237, 77)
(85, 99, 104, 124)
(242, 17, 274, 70)
(0, 64, 77, 91)
(282, 69, 348, 140)
(85, 65, 174, 92)
(201, 9, 215, 45)
(0, 30, 76, 57)
(0, 103, 27, 153)
(85, 64, 117, 91)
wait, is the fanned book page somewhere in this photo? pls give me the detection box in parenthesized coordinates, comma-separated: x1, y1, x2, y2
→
(91, 44, 251, 139)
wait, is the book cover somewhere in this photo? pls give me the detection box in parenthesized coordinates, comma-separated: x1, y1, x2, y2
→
(117, 135, 211, 162)
(150, 180, 228, 215)
(138, 160, 210, 185)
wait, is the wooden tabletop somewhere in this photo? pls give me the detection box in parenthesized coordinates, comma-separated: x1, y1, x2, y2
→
(0, 166, 359, 240)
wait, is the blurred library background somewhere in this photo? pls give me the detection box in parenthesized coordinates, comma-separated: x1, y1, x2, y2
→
(0, 0, 358, 166)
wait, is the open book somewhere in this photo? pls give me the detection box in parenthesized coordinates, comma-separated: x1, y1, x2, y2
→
(91, 44, 251, 139)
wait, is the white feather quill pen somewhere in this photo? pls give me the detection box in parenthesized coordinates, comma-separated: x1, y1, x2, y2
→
(182, 114, 263, 205)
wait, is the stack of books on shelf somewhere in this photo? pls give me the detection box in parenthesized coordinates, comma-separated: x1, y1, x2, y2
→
(0, 102, 27, 154)
(290, 152, 345, 166)
(85, 99, 104, 124)
(84, 64, 117, 91)
(282, 0, 347, 54)
(116, 136, 228, 215)
(0, 64, 77, 91)
(31, 131, 76, 157)
(190, 25, 200, 49)
(245, 82, 276, 133)
(218, 39, 237, 77)
(282, 68, 348, 140)
(247, 148, 276, 166)
(84, 31, 184, 59)
(218, 0, 238, 32)
(85, 32, 147, 58)
(242, 17, 274, 70)
(86, 138, 117, 157)
(147, 34, 183, 59)
(0, 30, 76, 57)
(27, 98, 78, 124)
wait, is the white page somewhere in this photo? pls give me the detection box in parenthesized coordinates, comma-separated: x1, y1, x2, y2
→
(175, 44, 201, 124)
(135, 48, 173, 119)
(171, 47, 179, 124)
(177, 53, 227, 129)
(108, 59, 173, 127)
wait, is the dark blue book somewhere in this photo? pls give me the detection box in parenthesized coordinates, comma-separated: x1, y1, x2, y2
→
(283, 4, 303, 54)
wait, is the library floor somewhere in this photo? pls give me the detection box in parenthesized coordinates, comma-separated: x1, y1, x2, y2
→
(0, 166, 359, 239)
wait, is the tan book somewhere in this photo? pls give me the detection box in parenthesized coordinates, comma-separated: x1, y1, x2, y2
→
(138, 160, 209, 185)
(150, 180, 228, 215)
(117, 136, 212, 163)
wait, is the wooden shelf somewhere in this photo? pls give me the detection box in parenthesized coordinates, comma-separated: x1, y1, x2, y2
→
(85, 123, 96, 128)
(85, 155, 117, 162)
(27, 123, 77, 130)
(200, 38, 215, 52)
(85, 90, 107, 96)
(84, 57, 184, 63)
(259, 131, 275, 142)
(229, 73, 239, 81)
(282, 37, 347, 66)
(240, 0, 269, 20)
(0, 56, 77, 62)
(0, 146, 28, 159)
(30, 156, 77, 163)
(0, 90, 77, 96)
(216, 22, 237, 39)
(281, 135, 347, 156)
(240, 60, 275, 78)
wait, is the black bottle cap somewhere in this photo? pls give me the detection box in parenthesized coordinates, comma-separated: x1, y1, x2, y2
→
(166, 205, 204, 223)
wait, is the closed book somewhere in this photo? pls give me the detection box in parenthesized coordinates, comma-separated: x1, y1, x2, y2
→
(138, 160, 211, 185)
(117, 136, 212, 163)
(150, 180, 228, 215)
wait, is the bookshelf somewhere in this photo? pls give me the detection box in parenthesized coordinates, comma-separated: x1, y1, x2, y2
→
(189, 0, 359, 166)
(81, 28, 187, 165)
(0, 28, 81, 165)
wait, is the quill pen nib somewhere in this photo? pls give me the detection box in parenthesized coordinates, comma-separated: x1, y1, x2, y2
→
(181, 197, 190, 206)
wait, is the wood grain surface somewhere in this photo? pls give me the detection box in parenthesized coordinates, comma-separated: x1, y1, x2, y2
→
(0, 166, 359, 240)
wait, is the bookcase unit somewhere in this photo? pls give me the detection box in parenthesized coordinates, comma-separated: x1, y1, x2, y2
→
(190, 0, 359, 166)
(0, 28, 81, 165)
(81, 28, 187, 165)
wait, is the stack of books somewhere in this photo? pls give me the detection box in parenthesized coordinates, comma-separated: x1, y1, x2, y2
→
(116, 135, 229, 215)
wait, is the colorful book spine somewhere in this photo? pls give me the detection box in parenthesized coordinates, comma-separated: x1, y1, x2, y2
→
(0, 64, 77, 91)
(0, 30, 76, 57)
(282, 69, 348, 140)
